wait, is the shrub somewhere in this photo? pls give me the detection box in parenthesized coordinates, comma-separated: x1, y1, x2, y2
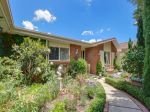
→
(122, 46, 144, 77)
(87, 98, 105, 112)
(51, 101, 66, 112)
(105, 77, 150, 110)
(12, 81, 59, 112)
(0, 81, 16, 106)
(64, 99, 77, 112)
(96, 61, 102, 76)
(68, 58, 87, 78)
(76, 58, 87, 74)
(113, 56, 121, 71)
(85, 86, 96, 99)
(12, 38, 54, 85)
(68, 59, 78, 78)
(0, 57, 22, 85)
(0, 75, 59, 112)
(86, 82, 106, 112)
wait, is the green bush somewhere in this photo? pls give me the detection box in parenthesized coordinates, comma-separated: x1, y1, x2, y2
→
(12, 81, 59, 112)
(86, 82, 106, 112)
(51, 101, 66, 112)
(12, 38, 54, 85)
(87, 98, 105, 112)
(64, 99, 77, 112)
(68, 58, 87, 78)
(68, 59, 78, 78)
(105, 77, 150, 110)
(0, 57, 22, 82)
(96, 61, 102, 76)
(113, 56, 121, 71)
(85, 86, 96, 99)
(0, 78, 59, 112)
(122, 46, 144, 77)
(76, 58, 87, 74)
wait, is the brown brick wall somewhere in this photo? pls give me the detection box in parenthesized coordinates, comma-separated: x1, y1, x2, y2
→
(70, 44, 81, 60)
(85, 44, 103, 74)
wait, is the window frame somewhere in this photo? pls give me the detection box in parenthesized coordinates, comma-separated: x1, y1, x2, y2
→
(49, 46, 70, 61)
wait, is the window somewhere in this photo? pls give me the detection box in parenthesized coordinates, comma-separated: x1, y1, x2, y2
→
(49, 47, 59, 60)
(60, 48, 69, 60)
(81, 50, 85, 59)
(49, 47, 69, 61)
(104, 52, 110, 65)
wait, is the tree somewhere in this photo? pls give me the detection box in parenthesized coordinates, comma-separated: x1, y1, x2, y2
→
(128, 38, 133, 49)
(122, 46, 144, 77)
(128, 0, 144, 20)
(129, 0, 145, 48)
(143, 0, 150, 96)
(137, 16, 145, 47)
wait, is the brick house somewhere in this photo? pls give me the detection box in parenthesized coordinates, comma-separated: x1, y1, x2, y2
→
(0, 0, 120, 74)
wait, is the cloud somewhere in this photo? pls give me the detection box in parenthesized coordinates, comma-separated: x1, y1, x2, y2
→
(97, 38, 102, 42)
(96, 29, 104, 34)
(33, 9, 56, 23)
(81, 30, 94, 36)
(47, 32, 51, 34)
(82, 38, 102, 43)
(22, 20, 38, 30)
(85, 0, 93, 6)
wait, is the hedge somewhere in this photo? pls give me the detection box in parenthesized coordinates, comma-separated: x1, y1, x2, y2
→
(86, 83, 106, 112)
(105, 77, 150, 110)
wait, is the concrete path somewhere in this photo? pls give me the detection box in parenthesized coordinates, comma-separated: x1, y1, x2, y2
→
(98, 78, 149, 112)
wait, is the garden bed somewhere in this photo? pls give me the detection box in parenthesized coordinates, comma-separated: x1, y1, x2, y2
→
(41, 76, 106, 112)
(0, 80, 59, 112)
(105, 77, 150, 110)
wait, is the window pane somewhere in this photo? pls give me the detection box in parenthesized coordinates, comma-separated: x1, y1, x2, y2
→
(60, 48, 69, 60)
(49, 47, 59, 60)
(104, 52, 110, 64)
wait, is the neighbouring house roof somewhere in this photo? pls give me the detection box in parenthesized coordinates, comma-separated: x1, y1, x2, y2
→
(0, 0, 120, 51)
(120, 42, 128, 50)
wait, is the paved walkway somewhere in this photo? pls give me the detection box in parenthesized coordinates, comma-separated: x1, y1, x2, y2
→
(98, 78, 149, 112)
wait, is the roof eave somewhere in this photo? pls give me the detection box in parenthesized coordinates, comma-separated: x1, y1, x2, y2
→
(12, 27, 91, 47)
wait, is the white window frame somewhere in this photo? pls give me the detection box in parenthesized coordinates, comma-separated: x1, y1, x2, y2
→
(49, 46, 70, 61)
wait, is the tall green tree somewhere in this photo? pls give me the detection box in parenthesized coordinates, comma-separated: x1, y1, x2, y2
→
(128, 0, 143, 20)
(137, 16, 145, 47)
(143, 0, 150, 96)
(128, 38, 133, 49)
(129, 0, 145, 48)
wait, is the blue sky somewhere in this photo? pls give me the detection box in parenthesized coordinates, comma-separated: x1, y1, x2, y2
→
(9, 0, 137, 43)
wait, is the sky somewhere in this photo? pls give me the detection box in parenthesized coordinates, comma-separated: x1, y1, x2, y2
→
(9, 0, 137, 43)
